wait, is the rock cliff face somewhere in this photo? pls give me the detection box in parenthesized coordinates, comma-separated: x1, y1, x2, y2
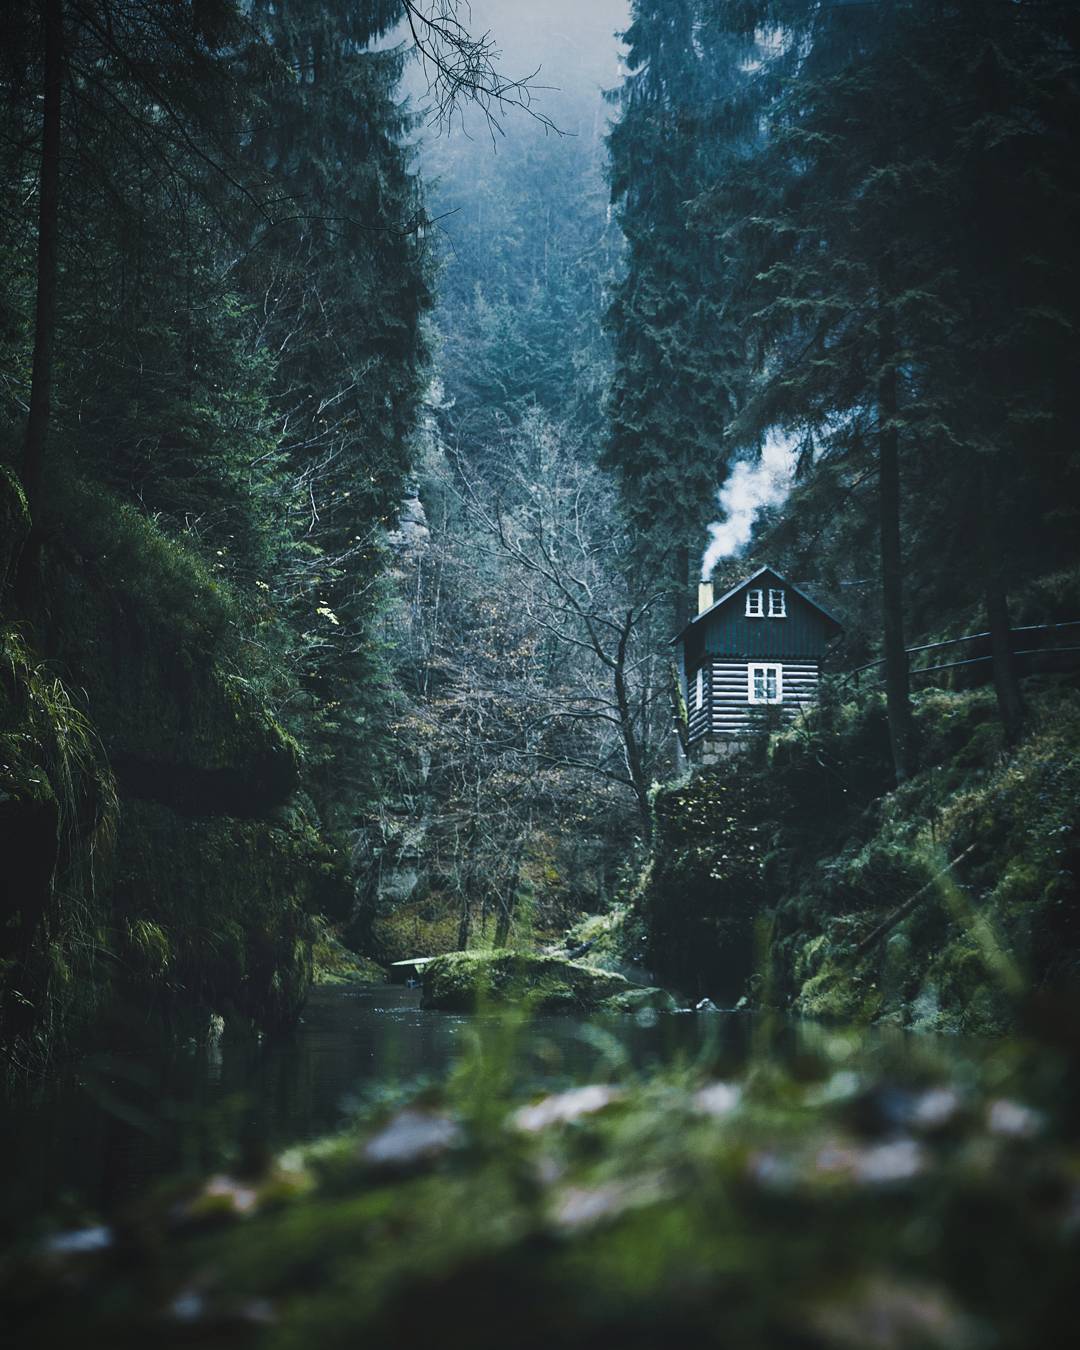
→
(1, 467, 119, 1049)
(385, 478, 430, 555)
(0, 469, 346, 1060)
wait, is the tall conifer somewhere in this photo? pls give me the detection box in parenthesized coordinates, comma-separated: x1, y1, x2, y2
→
(605, 0, 756, 625)
(245, 0, 432, 834)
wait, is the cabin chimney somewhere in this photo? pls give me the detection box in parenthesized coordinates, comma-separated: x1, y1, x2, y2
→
(698, 581, 714, 615)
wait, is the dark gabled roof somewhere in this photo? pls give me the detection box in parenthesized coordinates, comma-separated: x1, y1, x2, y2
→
(671, 565, 843, 646)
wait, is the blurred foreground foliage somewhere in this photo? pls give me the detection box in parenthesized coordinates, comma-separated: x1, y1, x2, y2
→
(5, 1013, 1079, 1348)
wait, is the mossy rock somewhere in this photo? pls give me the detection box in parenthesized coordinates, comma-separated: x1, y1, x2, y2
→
(561, 905, 649, 979)
(312, 916, 385, 986)
(598, 985, 678, 1013)
(420, 950, 671, 1013)
(39, 476, 298, 816)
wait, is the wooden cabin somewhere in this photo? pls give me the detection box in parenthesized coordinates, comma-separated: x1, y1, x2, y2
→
(673, 565, 843, 762)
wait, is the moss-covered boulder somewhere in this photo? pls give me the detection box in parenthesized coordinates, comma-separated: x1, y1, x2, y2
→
(420, 950, 675, 1013)
(312, 916, 385, 986)
(599, 983, 678, 1013)
(40, 480, 298, 817)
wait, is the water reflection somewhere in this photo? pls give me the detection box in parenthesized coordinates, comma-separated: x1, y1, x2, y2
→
(0, 984, 960, 1241)
(0, 986, 702, 1236)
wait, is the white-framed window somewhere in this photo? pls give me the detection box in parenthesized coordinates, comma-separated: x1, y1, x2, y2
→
(695, 666, 704, 711)
(768, 588, 787, 617)
(748, 663, 783, 704)
(745, 588, 764, 617)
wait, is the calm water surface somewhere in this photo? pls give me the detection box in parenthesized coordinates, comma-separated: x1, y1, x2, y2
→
(1, 984, 742, 1239)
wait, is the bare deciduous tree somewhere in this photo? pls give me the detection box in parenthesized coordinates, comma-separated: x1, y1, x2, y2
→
(445, 413, 667, 837)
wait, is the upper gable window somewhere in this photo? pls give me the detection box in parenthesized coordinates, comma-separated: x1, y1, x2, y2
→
(745, 588, 764, 617)
(768, 588, 787, 618)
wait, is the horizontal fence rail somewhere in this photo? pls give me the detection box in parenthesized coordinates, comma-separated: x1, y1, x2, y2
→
(842, 620, 1080, 687)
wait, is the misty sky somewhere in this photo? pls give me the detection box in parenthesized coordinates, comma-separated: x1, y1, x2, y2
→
(400, 2, 794, 578)
(403, 0, 630, 138)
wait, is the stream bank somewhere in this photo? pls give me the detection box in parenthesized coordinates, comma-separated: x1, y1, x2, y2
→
(1, 469, 349, 1065)
(634, 673, 1080, 1033)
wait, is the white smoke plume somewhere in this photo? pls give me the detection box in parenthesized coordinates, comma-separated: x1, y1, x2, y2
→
(700, 431, 798, 580)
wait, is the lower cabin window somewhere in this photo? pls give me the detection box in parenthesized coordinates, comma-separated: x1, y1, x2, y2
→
(695, 666, 704, 711)
(748, 663, 783, 704)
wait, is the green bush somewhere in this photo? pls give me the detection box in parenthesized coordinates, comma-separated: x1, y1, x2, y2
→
(0, 626, 118, 1058)
(640, 767, 773, 1002)
(636, 676, 1080, 1034)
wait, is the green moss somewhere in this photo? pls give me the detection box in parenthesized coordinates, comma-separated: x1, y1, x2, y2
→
(420, 950, 669, 1013)
(108, 799, 321, 1033)
(33, 475, 299, 817)
(0, 470, 344, 1052)
(598, 985, 677, 1013)
(368, 897, 464, 966)
(0, 625, 118, 1057)
(797, 966, 873, 1021)
(638, 768, 772, 1002)
(782, 688, 1080, 1032)
(562, 905, 648, 977)
(636, 672, 1080, 1034)
(312, 916, 385, 986)
(44, 474, 237, 650)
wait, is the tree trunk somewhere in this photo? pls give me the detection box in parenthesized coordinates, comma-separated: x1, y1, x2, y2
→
(878, 287, 915, 783)
(22, 0, 63, 517)
(670, 659, 690, 759)
(615, 610, 652, 838)
(493, 889, 516, 948)
(673, 542, 690, 633)
(979, 458, 1024, 744)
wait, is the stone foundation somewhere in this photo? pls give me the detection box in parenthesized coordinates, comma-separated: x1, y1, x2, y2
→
(692, 735, 750, 768)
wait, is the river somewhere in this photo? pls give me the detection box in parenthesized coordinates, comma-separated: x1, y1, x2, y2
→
(1, 983, 739, 1241)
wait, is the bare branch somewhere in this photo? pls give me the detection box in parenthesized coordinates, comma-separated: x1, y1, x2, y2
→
(400, 1, 562, 139)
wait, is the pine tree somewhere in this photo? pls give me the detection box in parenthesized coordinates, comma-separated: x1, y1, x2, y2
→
(706, 1, 937, 781)
(244, 0, 432, 835)
(604, 0, 762, 626)
(708, 0, 1080, 762)
(3, 0, 266, 544)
